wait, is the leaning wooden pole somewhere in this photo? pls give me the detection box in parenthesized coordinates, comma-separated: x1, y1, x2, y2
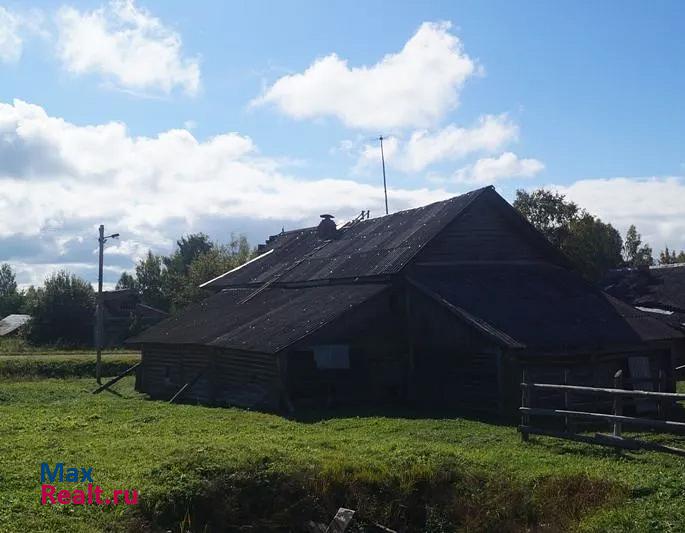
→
(92, 362, 141, 394)
(168, 369, 206, 404)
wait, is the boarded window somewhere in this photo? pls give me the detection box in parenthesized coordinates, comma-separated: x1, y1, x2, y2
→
(313, 345, 350, 369)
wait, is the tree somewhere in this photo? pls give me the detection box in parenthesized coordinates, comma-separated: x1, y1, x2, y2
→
(659, 246, 685, 265)
(135, 251, 170, 311)
(623, 225, 654, 268)
(116, 271, 139, 291)
(0, 263, 23, 317)
(20, 286, 41, 314)
(513, 189, 623, 281)
(119, 233, 253, 313)
(172, 243, 252, 309)
(26, 271, 95, 346)
(564, 214, 623, 281)
(513, 189, 579, 248)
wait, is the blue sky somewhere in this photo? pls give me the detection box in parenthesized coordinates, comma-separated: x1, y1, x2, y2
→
(1, 0, 684, 287)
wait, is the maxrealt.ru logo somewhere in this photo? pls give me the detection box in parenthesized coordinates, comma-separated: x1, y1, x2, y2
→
(40, 463, 138, 506)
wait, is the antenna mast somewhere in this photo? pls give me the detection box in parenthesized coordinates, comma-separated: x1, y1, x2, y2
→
(379, 136, 389, 215)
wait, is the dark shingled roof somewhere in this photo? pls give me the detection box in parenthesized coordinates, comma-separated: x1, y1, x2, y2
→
(202, 187, 488, 289)
(603, 265, 685, 312)
(128, 284, 388, 353)
(419, 264, 682, 351)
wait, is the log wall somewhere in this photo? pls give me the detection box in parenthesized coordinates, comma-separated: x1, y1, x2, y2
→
(139, 344, 280, 409)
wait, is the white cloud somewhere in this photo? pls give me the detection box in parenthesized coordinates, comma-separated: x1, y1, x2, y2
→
(0, 7, 22, 62)
(0, 6, 45, 63)
(355, 114, 518, 173)
(454, 152, 544, 184)
(56, 0, 200, 95)
(0, 99, 453, 284)
(252, 21, 478, 130)
(553, 177, 685, 254)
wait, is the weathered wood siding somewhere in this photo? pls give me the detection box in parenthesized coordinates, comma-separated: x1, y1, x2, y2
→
(416, 195, 556, 264)
(406, 285, 503, 412)
(284, 288, 409, 407)
(139, 344, 280, 409)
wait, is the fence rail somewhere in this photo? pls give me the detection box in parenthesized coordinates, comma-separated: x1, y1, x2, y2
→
(520, 369, 685, 457)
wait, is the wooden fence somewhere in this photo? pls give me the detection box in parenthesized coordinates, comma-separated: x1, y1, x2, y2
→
(519, 369, 685, 457)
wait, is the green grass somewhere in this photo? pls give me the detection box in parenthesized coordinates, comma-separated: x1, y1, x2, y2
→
(1, 374, 685, 532)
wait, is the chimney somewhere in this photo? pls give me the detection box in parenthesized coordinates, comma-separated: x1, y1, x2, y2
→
(317, 214, 338, 240)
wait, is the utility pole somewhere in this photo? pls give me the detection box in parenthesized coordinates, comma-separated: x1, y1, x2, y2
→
(379, 136, 389, 215)
(96, 225, 119, 384)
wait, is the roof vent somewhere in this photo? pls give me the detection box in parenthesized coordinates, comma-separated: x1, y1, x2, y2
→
(317, 214, 338, 240)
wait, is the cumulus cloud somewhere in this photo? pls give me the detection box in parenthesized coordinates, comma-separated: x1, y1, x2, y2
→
(453, 152, 544, 184)
(554, 177, 685, 254)
(56, 0, 200, 95)
(355, 114, 518, 173)
(0, 99, 453, 286)
(252, 21, 478, 130)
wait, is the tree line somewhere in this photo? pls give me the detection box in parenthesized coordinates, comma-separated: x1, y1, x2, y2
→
(0, 233, 253, 347)
(513, 189, 684, 281)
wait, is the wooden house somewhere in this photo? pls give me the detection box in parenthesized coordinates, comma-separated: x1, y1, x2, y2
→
(99, 289, 168, 347)
(129, 187, 683, 414)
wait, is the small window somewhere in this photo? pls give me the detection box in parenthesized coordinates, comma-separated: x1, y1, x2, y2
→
(313, 345, 350, 370)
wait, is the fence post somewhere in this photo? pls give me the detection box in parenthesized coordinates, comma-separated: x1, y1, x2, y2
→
(658, 369, 664, 419)
(521, 367, 529, 442)
(613, 370, 623, 438)
(563, 368, 571, 433)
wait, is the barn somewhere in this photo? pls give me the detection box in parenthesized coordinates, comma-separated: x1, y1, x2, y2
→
(129, 186, 683, 414)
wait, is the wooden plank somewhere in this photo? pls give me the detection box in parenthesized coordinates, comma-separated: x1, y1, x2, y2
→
(92, 363, 141, 394)
(523, 382, 685, 400)
(519, 407, 685, 432)
(326, 508, 355, 533)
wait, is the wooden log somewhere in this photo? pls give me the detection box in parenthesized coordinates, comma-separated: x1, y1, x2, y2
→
(522, 382, 685, 400)
(519, 407, 685, 433)
(92, 362, 141, 394)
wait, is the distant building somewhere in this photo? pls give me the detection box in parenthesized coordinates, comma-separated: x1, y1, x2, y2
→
(100, 289, 168, 347)
(129, 186, 683, 414)
(0, 314, 31, 337)
(603, 264, 685, 334)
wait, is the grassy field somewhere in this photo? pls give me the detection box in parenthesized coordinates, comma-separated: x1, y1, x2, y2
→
(1, 361, 685, 532)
